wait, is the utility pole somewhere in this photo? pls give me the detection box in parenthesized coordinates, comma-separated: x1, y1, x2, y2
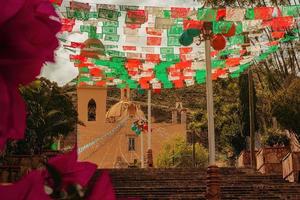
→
(141, 128, 144, 168)
(147, 89, 153, 167)
(203, 22, 220, 200)
(147, 90, 152, 150)
(248, 68, 256, 169)
(179, 22, 220, 199)
(203, 22, 216, 166)
(192, 131, 196, 167)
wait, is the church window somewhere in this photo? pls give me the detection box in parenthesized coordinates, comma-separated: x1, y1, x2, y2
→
(88, 99, 96, 121)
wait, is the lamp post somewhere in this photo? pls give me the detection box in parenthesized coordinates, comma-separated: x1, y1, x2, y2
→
(141, 129, 144, 168)
(179, 22, 216, 165)
(147, 89, 152, 150)
(248, 68, 256, 169)
(202, 22, 216, 166)
(179, 21, 220, 200)
(147, 89, 153, 167)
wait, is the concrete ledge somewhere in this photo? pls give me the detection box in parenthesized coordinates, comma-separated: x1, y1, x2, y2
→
(282, 152, 300, 182)
(256, 147, 289, 174)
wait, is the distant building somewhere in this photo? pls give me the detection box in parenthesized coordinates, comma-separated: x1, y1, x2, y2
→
(77, 86, 186, 168)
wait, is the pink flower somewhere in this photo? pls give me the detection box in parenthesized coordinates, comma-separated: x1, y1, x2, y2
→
(46, 148, 97, 188)
(0, 171, 50, 200)
(0, 75, 26, 149)
(0, 0, 61, 149)
(86, 171, 117, 200)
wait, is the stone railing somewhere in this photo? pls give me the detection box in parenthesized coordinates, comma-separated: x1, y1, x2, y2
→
(256, 147, 289, 174)
(0, 151, 61, 183)
(237, 150, 258, 168)
(282, 152, 300, 182)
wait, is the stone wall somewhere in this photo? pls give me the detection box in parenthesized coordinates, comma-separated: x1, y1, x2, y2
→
(282, 152, 300, 182)
(256, 147, 289, 174)
(0, 152, 61, 183)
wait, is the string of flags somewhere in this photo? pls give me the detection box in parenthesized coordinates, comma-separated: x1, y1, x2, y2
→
(51, 1, 300, 89)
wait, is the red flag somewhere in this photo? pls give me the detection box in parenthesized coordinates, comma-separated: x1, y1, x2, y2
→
(183, 20, 203, 30)
(76, 62, 94, 67)
(61, 18, 75, 32)
(271, 31, 285, 39)
(70, 42, 85, 48)
(239, 50, 247, 56)
(127, 10, 147, 24)
(126, 59, 142, 69)
(271, 16, 294, 31)
(146, 27, 162, 36)
(50, 0, 63, 6)
(95, 81, 106, 87)
(226, 58, 240, 67)
(180, 47, 193, 54)
(216, 8, 226, 21)
(147, 37, 162, 46)
(211, 51, 219, 57)
(90, 68, 102, 77)
(171, 7, 190, 18)
(173, 79, 184, 88)
(175, 61, 192, 69)
(70, 55, 87, 62)
(123, 46, 137, 51)
(146, 54, 160, 63)
(254, 7, 274, 20)
(266, 41, 279, 46)
(126, 24, 141, 29)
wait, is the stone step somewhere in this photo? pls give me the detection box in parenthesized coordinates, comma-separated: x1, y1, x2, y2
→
(107, 168, 300, 199)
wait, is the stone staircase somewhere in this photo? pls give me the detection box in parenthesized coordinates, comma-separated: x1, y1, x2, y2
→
(108, 168, 300, 200)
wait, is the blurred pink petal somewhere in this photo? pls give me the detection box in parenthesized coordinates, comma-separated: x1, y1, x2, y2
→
(0, 75, 9, 149)
(0, 0, 61, 82)
(87, 171, 116, 200)
(0, 0, 25, 26)
(0, 171, 50, 200)
(47, 148, 97, 188)
(0, 0, 61, 150)
(0, 75, 26, 150)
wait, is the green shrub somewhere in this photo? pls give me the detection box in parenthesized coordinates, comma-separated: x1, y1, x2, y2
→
(261, 129, 290, 147)
(156, 135, 208, 168)
(272, 78, 300, 135)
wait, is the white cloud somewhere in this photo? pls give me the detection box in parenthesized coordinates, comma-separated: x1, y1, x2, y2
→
(40, 47, 79, 86)
(40, 32, 89, 86)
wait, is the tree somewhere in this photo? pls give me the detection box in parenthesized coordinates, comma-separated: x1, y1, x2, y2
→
(261, 128, 290, 147)
(214, 79, 245, 159)
(156, 135, 208, 168)
(188, 78, 246, 161)
(239, 73, 259, 137)
(6, 78, 78, 155)
(272, 78, 300, 135)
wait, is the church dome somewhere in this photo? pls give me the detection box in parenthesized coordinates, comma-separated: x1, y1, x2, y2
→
(106, 100, 145, 122)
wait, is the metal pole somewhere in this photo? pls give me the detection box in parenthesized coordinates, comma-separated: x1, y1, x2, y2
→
(192, 132, 196, 167)
(204, 27, 216, 166)
(141, 131, 144, 168)
(147, 90, 152, 150)
(248, 68, 256, 169)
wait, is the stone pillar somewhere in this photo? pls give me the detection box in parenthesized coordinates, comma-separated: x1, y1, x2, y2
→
(147, 149, 153, 168)
(172, 109, 178, 124)
(0, 170, 9, 183)
(126, 88, 131, 100)
(206, 165, 221, 200)
(180, 109, 187, 124)
(272, 117, 278, 129)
